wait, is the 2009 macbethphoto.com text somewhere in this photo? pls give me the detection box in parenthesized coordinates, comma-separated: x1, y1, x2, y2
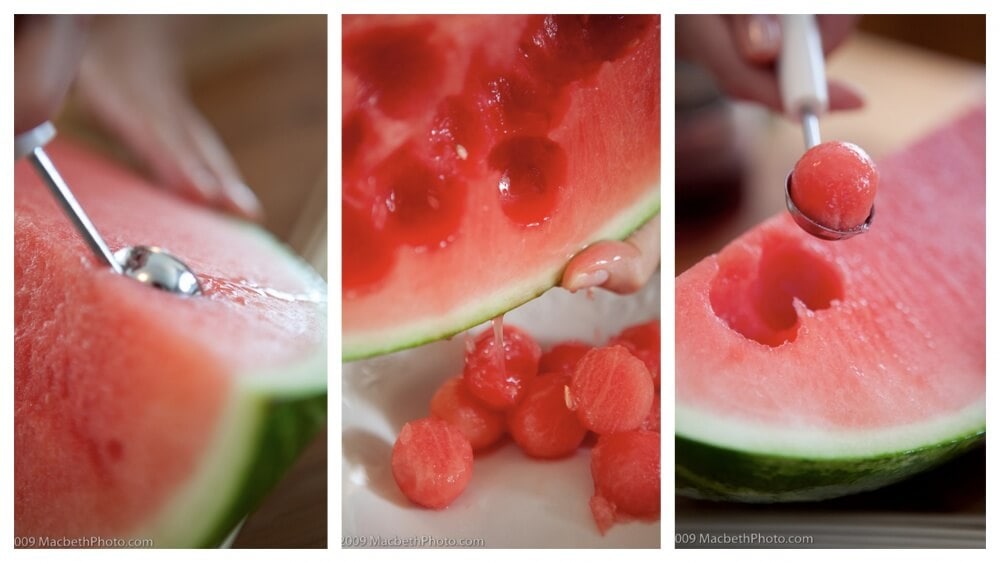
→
(676, 532, 814, 546)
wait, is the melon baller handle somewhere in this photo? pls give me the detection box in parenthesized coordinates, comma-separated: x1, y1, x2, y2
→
(15, 121, 124, 274)
(779, 14, 828, 150)
(778, 14, 872, 241)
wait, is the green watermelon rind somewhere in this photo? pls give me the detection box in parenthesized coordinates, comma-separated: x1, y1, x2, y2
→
(676, 400, 985, 503)
(201, 377, 326, 547)
(136, 224, 327, 547)
(343, 185, 660, 361)
(138, 352, 326, 547)
(676, 430, 984, 503)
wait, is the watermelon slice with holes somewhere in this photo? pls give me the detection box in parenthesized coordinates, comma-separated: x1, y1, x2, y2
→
(15, 140, 326, 546)
(675, 107, 985, 502)
(342, 15, 660, 359)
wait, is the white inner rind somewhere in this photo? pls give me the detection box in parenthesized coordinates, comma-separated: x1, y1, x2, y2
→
(144, 225, 326, 546)
(135, 351, 326, 547)
(676, 398, 985, 459)
(344, 184, 660, 359)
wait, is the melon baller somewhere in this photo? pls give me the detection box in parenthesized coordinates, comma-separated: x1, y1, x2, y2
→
(779, 14, 874, 241)
(15, 121, 202, 296)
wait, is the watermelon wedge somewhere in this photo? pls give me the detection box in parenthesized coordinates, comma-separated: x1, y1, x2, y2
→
(675, 107, 985, 502)
(343, 15, 660, 360)
(15, 140, 326, 546)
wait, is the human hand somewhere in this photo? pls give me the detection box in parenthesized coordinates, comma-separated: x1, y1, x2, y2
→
(561, 214, 660, 294)
(15, 16, 90, 135)
(75, 16, 262, 220)
(676, 14, 864, 113)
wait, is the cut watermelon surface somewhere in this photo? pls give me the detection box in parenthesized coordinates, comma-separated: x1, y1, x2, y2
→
(343, 15, 660, 360)
(675, 107, 985, 502)
(15, 141, 326, 546)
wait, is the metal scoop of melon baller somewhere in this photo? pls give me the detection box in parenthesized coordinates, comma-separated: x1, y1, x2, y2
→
(16, 122, 202, 296)
(113, 246, 202, 295)
(779, 15, 874, 241)
(784, 166, 875, 241)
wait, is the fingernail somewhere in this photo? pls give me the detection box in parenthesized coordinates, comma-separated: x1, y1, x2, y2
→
(227, 181, 264, 220)
(746, 15, 780, 56)
(833, 80, 866, 110)
(186, 164, 220, 200)
(567, 269, 609, 292)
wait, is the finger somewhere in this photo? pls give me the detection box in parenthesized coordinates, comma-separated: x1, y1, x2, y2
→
(714, 60, 865, 114)
(678, 15, 784, 111)
(729, 14, 781, 65)
(181, 107, 264, 220)
(685, 15, 863, 115)
(828, 79, 865, 111)
(75, 16, 262, 221)
(14, 16, 91, 134)
(561, 214, 660, 294)
(818, 15, 861, 55)
(718, 65, 783, 112)
(139, 108, 262, 222)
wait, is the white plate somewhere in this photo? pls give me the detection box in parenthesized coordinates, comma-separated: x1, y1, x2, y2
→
(342, 273, 661, 548)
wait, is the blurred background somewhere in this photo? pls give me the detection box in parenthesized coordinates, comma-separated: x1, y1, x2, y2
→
(675, 14, 984, 548)
(56, 14, 327, 548)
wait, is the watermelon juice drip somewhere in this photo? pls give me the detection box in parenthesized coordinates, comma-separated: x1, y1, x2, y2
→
(199, 275, 326, 305)
(492, 314, 506, 377)
(342, 15, 657, 294)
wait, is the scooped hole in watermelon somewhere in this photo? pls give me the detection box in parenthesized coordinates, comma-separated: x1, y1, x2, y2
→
(343, 110, 369, 176)
(584, 15, 656, 62)
(376, 143, 466, 250)
(342, 200, 396, 296)
(343, 22, 447, 119)
(477, 70, 565, 137)
(709, 232, 843, 347)
(488, 135, 567, 227)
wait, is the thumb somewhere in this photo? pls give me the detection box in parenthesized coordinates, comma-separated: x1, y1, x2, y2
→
(561, 214, 660, 295)
(729, 14, 781, 65)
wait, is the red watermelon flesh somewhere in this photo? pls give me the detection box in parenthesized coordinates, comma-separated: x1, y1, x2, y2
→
(343, 15, 661, 359)
(675, 107, 984, 500)
(15, 140, 326, 545)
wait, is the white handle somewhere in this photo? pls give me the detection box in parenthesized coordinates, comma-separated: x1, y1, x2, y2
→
(779, 14, 828, 118)
(15, 121, 56, 160)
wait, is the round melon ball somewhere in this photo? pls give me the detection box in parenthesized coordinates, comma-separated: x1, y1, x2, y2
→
(589, 430, 660, 533)
(790, 141, 878, 231)
(568, 345, 654, 434)
(391, 417, 473, 509)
